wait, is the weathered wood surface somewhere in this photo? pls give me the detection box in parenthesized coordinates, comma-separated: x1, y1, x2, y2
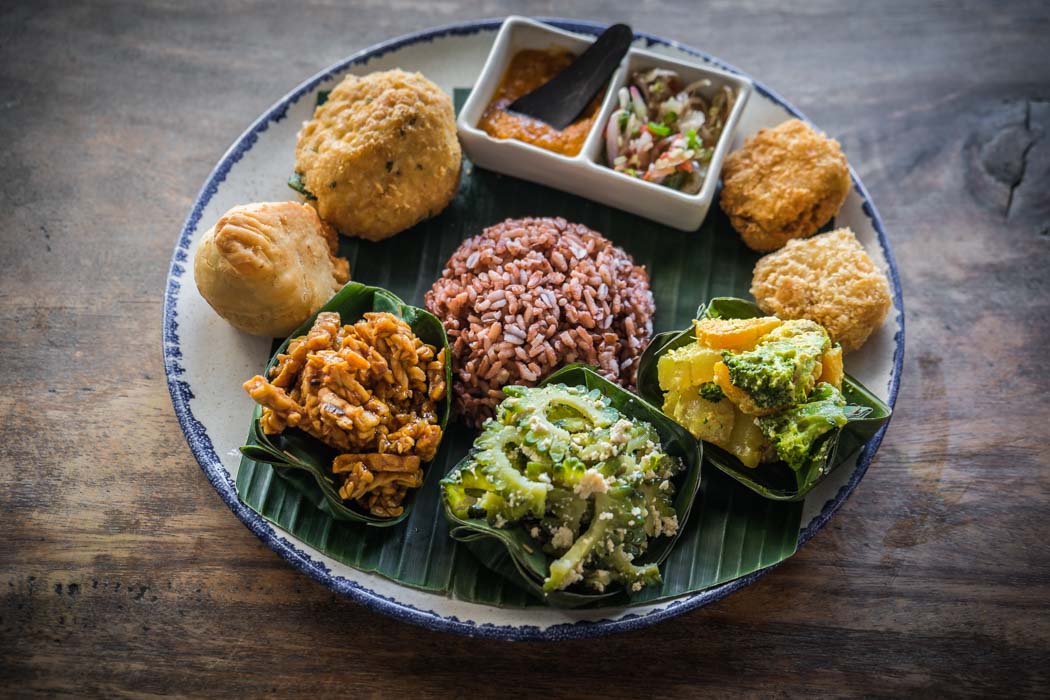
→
(1, 0, 1048, 697)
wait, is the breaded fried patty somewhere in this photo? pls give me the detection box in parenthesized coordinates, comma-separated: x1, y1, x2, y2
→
(295, 69, 461, 241)
(750, 228, 891, 351)
(720, 119, 850, 252)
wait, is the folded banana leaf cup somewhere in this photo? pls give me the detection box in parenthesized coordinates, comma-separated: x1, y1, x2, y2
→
(636, 297, 891, 501)
(440, 364, 704, 608)
(239, 282, 453, 527)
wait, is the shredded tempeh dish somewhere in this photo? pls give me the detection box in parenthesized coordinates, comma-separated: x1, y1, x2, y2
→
(243, 311, 447, 517)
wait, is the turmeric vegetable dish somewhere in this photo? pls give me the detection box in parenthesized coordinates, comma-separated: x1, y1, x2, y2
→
(442, 384, 682, 594)
(658, 315, 859, 473)
(244, 311, 447, 517)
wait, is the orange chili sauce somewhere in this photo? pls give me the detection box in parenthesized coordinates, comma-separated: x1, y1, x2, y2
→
(478, 49, 602, 157)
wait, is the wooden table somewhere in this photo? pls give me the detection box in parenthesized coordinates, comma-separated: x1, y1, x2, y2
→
(3, 1, 1048, 696)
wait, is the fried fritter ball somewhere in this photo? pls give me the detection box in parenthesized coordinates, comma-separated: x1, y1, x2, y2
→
(295, 69, 461, 241)
(720, 119, 850, 252)
(750, 227, 892, 352)
(194, 201, 349, 337)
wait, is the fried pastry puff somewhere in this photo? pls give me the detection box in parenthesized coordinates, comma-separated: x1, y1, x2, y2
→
(193, 201, 350, 336)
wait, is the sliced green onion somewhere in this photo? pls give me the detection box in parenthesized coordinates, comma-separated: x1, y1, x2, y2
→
(686, 129, 702, 151)
(647, 122, 671, 137)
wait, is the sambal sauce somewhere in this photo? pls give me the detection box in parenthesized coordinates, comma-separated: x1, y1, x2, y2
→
(478, 49, 602, 157)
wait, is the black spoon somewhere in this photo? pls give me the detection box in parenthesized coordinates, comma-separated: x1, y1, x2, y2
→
(507, 23, 634, 131)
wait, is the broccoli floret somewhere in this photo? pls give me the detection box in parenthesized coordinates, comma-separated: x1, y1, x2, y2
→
(722, 320, 830, 409)
(699, 381, 725, 402)
(757, 382, 851, 471)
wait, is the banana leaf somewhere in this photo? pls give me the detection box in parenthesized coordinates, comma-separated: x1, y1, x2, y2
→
(287, 171, 315, 200)
(636, 297, 892, 500)
(285, 91, 330, 200)
(233, 87, 807, 608)
(440, 364, 703, 608)
(239, 281, 452, 527)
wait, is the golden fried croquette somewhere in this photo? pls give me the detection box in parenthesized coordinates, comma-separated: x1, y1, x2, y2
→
(720, 119, 850, 252)
(295, 69, 461, 241)
(750, 227, 891, 352)
(194, 201, 350, 337)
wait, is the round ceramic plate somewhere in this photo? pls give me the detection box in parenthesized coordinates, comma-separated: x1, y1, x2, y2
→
(164, 18, 904, 640)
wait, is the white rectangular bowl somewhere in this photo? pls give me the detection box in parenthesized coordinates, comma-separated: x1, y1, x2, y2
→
(457, 16, 753, 231)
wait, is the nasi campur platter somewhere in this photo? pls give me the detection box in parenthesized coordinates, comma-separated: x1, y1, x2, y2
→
(166, 17, 900, 637)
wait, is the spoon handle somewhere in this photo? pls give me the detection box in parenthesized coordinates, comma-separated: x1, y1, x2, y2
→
(508, 23, 634, 131)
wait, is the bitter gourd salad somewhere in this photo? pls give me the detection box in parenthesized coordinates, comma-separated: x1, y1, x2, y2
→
(637, 298, 891, 501)
(442, 365, 701, 606)
(444, 382, 683, 595)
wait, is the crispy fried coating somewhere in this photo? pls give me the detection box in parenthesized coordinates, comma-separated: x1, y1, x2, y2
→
(720, 119, 850, 252)
(750, 228, 892, 352)
(243, 311, 447, 517)
(194, 202, 350, 337)
(295, 69, 461, 241)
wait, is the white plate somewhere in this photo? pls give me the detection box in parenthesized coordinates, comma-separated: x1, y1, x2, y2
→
(164, 18, 904, 640)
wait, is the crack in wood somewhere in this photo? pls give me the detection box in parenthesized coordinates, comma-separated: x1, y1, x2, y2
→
(972, 98, 1046, 221)
(1005, 100, 1038, 219)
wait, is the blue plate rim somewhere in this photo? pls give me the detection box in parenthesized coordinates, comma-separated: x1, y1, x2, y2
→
(162, 16, 905, 641)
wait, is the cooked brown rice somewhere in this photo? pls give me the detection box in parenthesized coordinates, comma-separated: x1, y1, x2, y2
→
(425, 217, 654, 425)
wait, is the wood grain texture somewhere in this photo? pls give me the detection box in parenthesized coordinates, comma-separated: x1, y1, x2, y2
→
(1, 0, 1048, 697)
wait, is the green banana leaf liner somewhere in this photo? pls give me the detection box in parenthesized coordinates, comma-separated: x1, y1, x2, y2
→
(239, 281, 453, 527)
(636, 297, 892, 501)
(441, 364, 704, 608)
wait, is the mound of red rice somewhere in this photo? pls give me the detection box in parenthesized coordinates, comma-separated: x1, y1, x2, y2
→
(424, 217, 654, 425)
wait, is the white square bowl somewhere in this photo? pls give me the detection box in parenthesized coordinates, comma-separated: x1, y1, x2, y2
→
(457, 16, 753, 231)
